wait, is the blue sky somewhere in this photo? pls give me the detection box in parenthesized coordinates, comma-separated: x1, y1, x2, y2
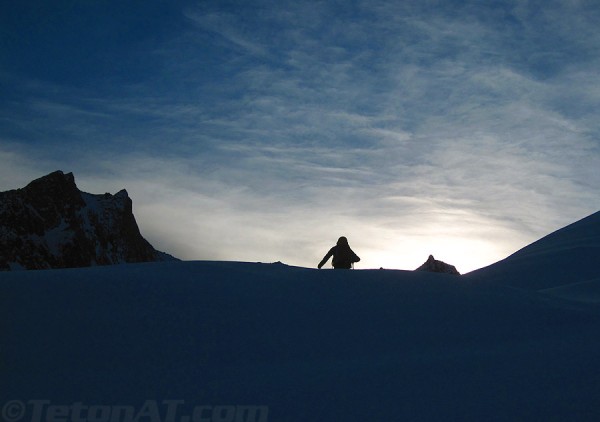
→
(1, 0, 600, 272)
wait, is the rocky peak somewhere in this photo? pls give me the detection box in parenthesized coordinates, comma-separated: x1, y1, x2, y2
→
(11, 171, 85, 231)
(415, 255, 460, 275)
(0, 171, 177, 270)
(26, 170, 78, 193)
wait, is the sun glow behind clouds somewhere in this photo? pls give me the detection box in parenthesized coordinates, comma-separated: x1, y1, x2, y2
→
(360, 237, 505, 274)
(66, 160, 527, 274)
(350, 210, 524, 273)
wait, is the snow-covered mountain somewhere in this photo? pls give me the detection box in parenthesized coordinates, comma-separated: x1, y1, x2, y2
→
(467, 210, 600, 296)
(2, 211, 600, 421)
(0, 171, 176, 270)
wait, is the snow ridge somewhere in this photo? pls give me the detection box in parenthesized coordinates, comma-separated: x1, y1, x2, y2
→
(467, 210, 600, 292)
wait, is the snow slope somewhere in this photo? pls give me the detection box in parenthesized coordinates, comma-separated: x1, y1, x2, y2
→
(466, 210, 600, 294)
(2, 212, 600, 421)
(2, 260, 600, 421)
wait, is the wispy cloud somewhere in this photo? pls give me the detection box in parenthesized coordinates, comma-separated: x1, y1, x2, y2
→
(183, 10, 270, 57)
(1, 0, 600, 272)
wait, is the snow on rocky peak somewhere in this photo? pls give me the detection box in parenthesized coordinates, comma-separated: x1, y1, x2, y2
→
(0, 170, 177, 270)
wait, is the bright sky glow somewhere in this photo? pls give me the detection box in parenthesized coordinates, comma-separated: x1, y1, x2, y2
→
(1, 0, 600, 272)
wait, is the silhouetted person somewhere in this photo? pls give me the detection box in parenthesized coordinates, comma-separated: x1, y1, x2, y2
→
(318, 236, 360, 269)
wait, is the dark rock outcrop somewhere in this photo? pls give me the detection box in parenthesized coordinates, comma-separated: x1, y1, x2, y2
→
(0, 171, 177, 270)
(415, 255, 460, 275)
